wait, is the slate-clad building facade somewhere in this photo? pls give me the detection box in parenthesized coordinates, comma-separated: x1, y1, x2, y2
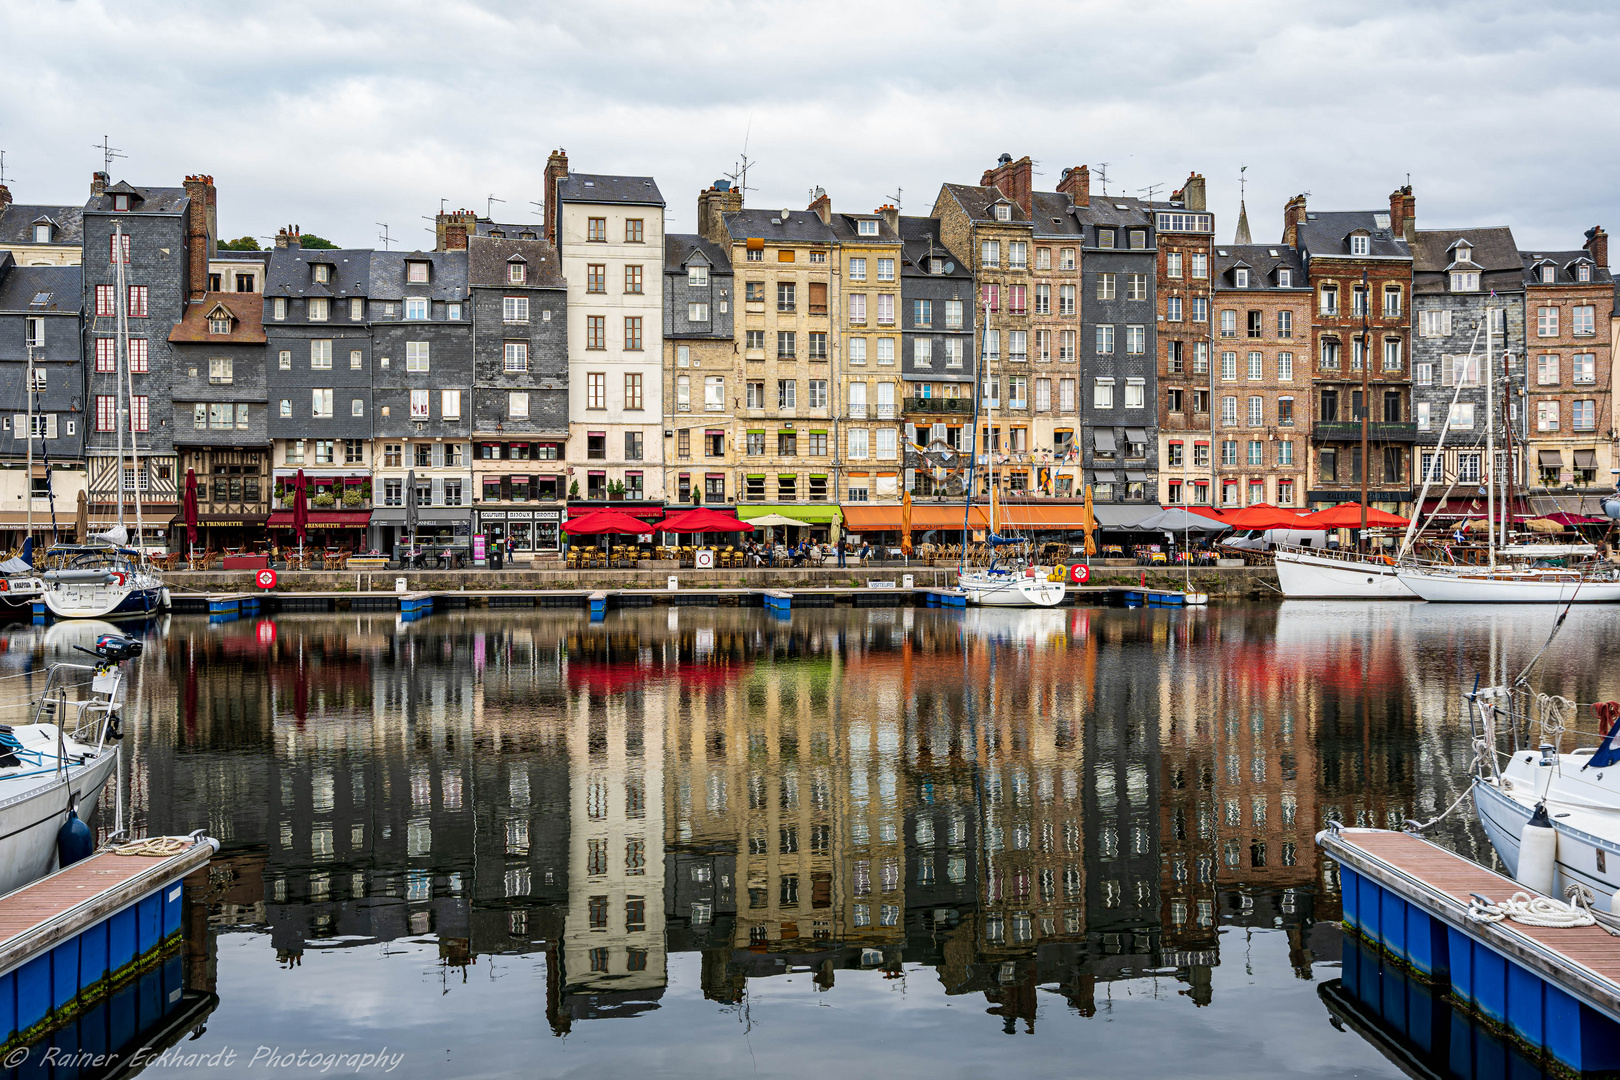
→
(0, 255, 87, 539)
(0, 184, 85, 268)
(662, 228, 734, 507)
(899, 215, 976, 499)
(81, 172, 202, 537)
(263, 237, 376, 546)
(468, 234, 569, 553)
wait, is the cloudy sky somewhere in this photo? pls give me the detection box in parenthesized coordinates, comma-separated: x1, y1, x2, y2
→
(5, 0, 1617, 253)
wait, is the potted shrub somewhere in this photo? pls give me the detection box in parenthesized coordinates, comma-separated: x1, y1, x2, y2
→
(313, 492, 336, 508)
(342, 490, 363, 508)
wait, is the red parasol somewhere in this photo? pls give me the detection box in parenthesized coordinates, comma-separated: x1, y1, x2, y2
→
(291, 469, 309, 544)
(183, 468, 199, 547)
(1297, 503, 1409, 528)
(562, 509, 656, 535)
(1218, 503, 1309, 530)
(658, 507, 748, 533)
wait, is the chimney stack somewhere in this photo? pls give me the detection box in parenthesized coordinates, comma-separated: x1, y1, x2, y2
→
(808, 188, 832, 226)
(1282, 195, 1308, 247)
(697, 180, 743, 246)
(1585, 225, 1609, 270)
(436, 208, 477, 251)
(182, 174, 217, 303)
(0, 184, 10, 213)
(980, 153, 1033, 215)
(90, 171, 108, 198)
(275, 226, 302, 249)
(1389, 186, 1416, 243)
(543, 149, 569, 244)
(877, 204, 899, 235)
(1056, 165, 1090, 208)
(1178, 173, 1206, 212)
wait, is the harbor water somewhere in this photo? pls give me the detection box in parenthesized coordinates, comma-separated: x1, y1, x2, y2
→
(6, 601, 1618, 1078)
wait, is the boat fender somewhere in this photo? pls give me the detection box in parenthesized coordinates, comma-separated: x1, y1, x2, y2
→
(57, 808, 92, 868)
(1518, 802, 1558, 895)
(110, 572, 126, 587)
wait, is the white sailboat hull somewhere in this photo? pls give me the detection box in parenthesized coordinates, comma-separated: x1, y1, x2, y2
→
(958, 573, 1066, 607)
(0, 749, 118, 897)
(1474, 760, 1620, 913)
(1273, 549, 1416, 599)
(1395, 568, 1620, 603)
(42, 569, 167, 620)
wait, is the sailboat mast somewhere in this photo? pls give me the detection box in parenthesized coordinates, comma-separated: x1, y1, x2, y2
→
(959, 295, 988, 571)
(24, 338, 33, 550)
(112, 223, 127, 533)
(1486, 303, 1496, 571)
(125, 323, 145, 556)
(1359, 271, 1370, 542)
(985, 298, 998, 537)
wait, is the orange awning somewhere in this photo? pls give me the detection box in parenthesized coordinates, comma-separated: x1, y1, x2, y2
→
(842, 505, 988, 530)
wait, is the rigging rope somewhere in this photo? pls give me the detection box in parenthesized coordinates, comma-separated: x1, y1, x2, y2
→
(1468, 891, 1596, 929)
(105, 836, 189, 857)
(1536, 693, 1576, 755)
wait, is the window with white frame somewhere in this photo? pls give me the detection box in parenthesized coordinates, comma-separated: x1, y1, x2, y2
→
(1094, 378, 1114, 409)
(1574, 399, 1596, 430)
(504, 342, 528, 372)
(1095, 325, 1114, 354)
(1247, 352, 1263, 380)
(1538, 306, 1559, 336)
(1125, 378, 1145, 409)
(1221, 351, 1237, 381)
(1450, 272, 1478, 292)
(1574, 353, 1596, 384)
(1382, 338, 1402, 371)
(1574, 305, 1596, 336)
(503, 296, 529, 323)
(410, 389, 430, 419)
(1350, 234, 1369, 256)
(1537, 400, 1560, 431)
(405, 297, 428, 320)
(310, 339, 332, 369)
(406, 342, 430, 372)
(1248, 396, 1263, 426)
(1278, 352, 1293, 381)
(441, 389, 461, 419)
(1222, 396, 1238, 424)
(1125, 325, 1145, 354)
(312, 388, 333, 418)
(1538, 354, 1560, 385)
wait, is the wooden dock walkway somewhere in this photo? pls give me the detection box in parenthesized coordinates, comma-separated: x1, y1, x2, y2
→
(1322, 826, 1620, 1073)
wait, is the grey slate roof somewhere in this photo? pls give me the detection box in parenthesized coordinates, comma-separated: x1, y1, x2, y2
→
(0, 264, 81, 312)
(265, 247, 374, 298)
(1411, 227, 1520, 274)
(938, 183, 1029, 225)
(721, 208, 838, 244)
(829, 213, 901, 245)
(664, 234, 731, 274)
(474, 220, 543, 239)
(1030, 192, 1084, 238)
(0, 203, 84, 247)
(1295, 210, 1410, 259)
(555, 174, 665, 207)
(1522, 249, 1614, 287)
(211, 250, 271, 265)
(468, 235, 564, 288)
(898, 216, 972, 278)
(1213, 244, 1307, 291)
(1071, 194, 1155, 228)
(84, 183, 188, 216)
(368, 250, 469, 300)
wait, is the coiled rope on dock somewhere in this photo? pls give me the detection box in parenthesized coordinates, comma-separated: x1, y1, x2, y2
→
(106, 836, 189, 857)
(1467, 891, 1596, 929)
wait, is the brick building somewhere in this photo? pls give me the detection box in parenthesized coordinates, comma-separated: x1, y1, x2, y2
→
(1288, 189, 1415, 513)
(1211, 244, 1311, 508)
(1154, 176, 1217, 506)
(1409, 224, 1524, 514)
(1522, 228, 1615, 513)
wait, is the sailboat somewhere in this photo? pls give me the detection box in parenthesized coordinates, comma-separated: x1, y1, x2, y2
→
(955, 301, 1065, 608)
(42, 222, 167, 621)
(1396, 302, 1620, 602)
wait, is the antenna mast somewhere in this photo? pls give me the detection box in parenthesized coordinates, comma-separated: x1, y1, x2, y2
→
(1094, 163, 1110, 196)
(93, 136, 126, 174)
(487, 194, 505, 219)
(886, 187, 903, 210)
(376, 223, 396, 250)
(0, 151, 10, 187)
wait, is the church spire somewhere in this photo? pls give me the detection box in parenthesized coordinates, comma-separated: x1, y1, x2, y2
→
(1234, 165, 1252, 244)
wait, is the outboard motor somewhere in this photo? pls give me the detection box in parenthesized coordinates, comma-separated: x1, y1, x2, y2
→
(93, 634, 142, 662)
(57, 808, 92, 868)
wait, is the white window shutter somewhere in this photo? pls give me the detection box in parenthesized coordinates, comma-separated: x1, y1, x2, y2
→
(46, 415, 57, 440)
(1440, 356, 1453, 387)
(11, 416, 24, 439)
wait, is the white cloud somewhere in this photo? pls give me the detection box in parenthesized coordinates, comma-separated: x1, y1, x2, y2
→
(3, 0, 1617, 250)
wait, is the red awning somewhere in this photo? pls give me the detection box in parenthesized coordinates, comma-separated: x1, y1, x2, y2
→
(1298, 503, 1409, 528)
(267, 511, 372, 529)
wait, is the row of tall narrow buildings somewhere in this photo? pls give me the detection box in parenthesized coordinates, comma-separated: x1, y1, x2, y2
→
(0, 153, 1612, 552)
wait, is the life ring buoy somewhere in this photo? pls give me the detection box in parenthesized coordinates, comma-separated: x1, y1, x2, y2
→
(111, 572, 126, 586)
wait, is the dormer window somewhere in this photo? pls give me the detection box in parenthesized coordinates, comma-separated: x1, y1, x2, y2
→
(406, 261, 430, 284)
(1450, 271, 1480, 292)
(1455, 243, 1472, 263)
(1350, 234, 1369, 256)
(687, 264, 708, 286)
(208, 314, 231, 335)
(32, 224, 50, 244)
(1541, 264, 1556, 284)
(1234, 268, 1249, 288)
(312, 263, 331, 284)
(112, 194, 129, 212)
(519, 230, 537, 240)
(508, 261, 527, 284)
(1276, 268, 1292, 288)
(489, 229, 506, 239)
(858, 219, 879, 236)
(994, 204, 1011, 222)
(1578, 262, 1593, 283)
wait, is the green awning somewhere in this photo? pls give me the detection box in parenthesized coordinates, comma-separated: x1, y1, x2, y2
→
(736, 504, 840, 524)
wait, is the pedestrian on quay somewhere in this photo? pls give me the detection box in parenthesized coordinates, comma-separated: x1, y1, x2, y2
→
(837, 537, 847, 568)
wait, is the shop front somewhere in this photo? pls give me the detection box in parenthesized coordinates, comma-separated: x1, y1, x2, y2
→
(167, 513, 273, 553)
(736, 504, 841, 544)
(265, 510, 374, 554)
(562, 501, 665, 549)
(474, 507, 564, 561)
(370, 507, 474, 560)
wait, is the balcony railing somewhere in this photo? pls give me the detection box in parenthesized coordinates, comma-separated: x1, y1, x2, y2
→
(876, 403, 894, 419)
(848, 403, 867, 419)
(903, 397, 973, 414)
(1313, 421, 1418, 443)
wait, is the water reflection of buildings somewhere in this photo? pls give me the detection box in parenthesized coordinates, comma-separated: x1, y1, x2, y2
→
(109, 602, 1586, 1034)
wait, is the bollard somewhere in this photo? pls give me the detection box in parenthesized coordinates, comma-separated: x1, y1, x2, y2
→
(395, 577, 407, 594)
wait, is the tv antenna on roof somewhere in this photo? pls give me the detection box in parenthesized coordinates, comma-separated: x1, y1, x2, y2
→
(0, 150, 9, 187)
(529, 199, 544, 217)
(487, 194, 504, 218)
(1139, 183, 1163, 202)
(377, 222, 396, 250)
(1095, 163, 1110, 195)
(93, 136, 125, 174)
(887, 187, 902, 210)
(724, 121, 758, 200)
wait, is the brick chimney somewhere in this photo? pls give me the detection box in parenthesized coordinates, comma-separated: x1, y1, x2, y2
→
(436, 208, 477, 251)
(980, 153, 1033, 215)
(698, 180, 742, 246)
(1282, 194, 1308, 247)
(1585, 225, 1609, 270)
(0, 185, 10, 213)
(808, 188, 832, 226)
(1389, 186, 1415, 243)
(275, 226, 302, 249)
(877, 204, 899, 235)
(543, 149, 568, 244)
(1056, 165, 1090, 208)
(182, 174, 217, 303)
(1178, 172, 1206, 212)
(90, 171, 108, 198)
